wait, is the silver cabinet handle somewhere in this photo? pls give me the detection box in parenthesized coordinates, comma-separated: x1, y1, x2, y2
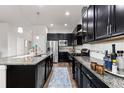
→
(86, 74, 92, 80)
(107, 26, 109, 35)
(110, 24, 112, 34)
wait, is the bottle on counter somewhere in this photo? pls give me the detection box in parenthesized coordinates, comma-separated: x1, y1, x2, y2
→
(111, 44, 118, 74)
(103, 50, 109, 69)
(111, 44, 117, 61)
(107, 55, 112, 71)
(103, 50, 112, 71)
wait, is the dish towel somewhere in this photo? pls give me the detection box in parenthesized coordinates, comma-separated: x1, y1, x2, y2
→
(48, 67, 72, 88)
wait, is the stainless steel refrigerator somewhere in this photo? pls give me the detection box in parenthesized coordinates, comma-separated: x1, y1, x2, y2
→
(48, 41, 58, 63)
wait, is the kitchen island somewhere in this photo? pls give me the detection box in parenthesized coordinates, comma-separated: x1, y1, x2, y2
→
(0, 53, 53, 88)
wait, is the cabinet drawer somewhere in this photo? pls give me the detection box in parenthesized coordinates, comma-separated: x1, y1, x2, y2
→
(81, 65, 109, 88)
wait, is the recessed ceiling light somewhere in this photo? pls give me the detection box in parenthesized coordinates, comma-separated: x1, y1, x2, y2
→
(65, 11, 70, 16)
(18, 27, 23, 34)
(50, 24, 54, 27)
(36, 36, 39, 40)
(64, 24, 67, 27)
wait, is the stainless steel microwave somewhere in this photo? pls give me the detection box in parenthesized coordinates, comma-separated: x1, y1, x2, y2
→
(59, 40, 68, 46)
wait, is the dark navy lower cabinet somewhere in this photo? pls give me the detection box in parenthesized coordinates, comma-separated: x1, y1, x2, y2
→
(72, 57, 109, 88)
(59, 52, 69, 62)
(80, 65, 109, 88)
(81, 66, 108, 88)
(72, 57, 75, 79)
(7, 65, 36, 88)
(80, 72, 93, 88)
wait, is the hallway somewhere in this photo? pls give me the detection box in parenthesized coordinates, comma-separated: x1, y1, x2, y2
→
(44, 62, 77, 88)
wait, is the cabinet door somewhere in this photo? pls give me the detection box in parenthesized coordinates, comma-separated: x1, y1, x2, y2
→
(63, 34, 68, 40)
(58, 52, 68, 62)
(45, 60, 49, 80)
(58, 34, 64, 40)
(82, 9, 88, 42)
(36, 62, 45, 88)
(114, 5, 124, 35)
(50, 55, 53, 71)
(81, 72, 91, 88)
(87, 5, 95, 41)
(110, 5, 115, 35)
(47, 34, 59, 40)
(68, 34, 74, 46)
(75, 66, 78, 81)
(95, 5, 110, 39)
(72, 58, 75, 79)
(78, 67, 81, 87)
(77, 36, 83, 45)
(81, 65, 109, 88)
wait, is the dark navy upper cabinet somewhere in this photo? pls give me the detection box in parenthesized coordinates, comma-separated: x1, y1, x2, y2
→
(81, 5, 124, 43)
(82, 8, 88, 43)
(109, 5, 115, 35)
(95, 5, 110, 39)
(114, 5, 124, 35)
(47, 33, 74, 46)
(87, 5, 95, 41)
(94, 5, 124, 39)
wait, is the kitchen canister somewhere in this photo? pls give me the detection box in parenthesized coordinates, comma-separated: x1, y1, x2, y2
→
(90, 62, 97, 71)
(117, 56, 124, 70)
(96, 64, 104, 75)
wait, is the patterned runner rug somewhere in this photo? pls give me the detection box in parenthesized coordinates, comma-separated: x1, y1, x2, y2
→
(48, 67, 72, 88)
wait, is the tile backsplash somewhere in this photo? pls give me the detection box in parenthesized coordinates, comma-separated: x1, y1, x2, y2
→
(74, 39, 124, 60)
(59, 46, 73, 53)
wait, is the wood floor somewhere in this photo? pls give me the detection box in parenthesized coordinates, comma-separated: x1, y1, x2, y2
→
(44, 62, 77, 88)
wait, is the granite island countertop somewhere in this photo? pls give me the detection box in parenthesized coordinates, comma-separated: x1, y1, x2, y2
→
(0, 53, 52, 65)
(74, 56, 124, 88)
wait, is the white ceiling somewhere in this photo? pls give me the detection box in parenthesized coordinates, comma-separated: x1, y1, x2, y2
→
(0, 5, 83, 33)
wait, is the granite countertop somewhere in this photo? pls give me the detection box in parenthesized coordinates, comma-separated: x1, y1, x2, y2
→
(0, 53, 52, 65)
(74, 56, 124, 88)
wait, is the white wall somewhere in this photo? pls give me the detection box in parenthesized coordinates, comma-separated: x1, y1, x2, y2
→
(8, 25, 32, 56)
(0, 23, 25, 57)
(0, 23, 9, 57)
(0, 23, 33, 57)
(17, 37, 25, 55)
(8, 25, 17, 56)
(32, 25, 48, 54)
(16, 26, 32, 55)
(0, 22, 48, 57)
(23, 27, 32, 54)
